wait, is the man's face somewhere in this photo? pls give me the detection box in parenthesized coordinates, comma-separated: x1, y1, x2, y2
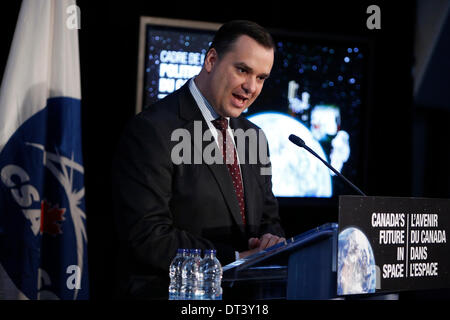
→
(204, 35, 274, 118)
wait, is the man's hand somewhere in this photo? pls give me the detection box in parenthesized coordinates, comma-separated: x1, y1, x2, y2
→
(238, 233, 286, 259)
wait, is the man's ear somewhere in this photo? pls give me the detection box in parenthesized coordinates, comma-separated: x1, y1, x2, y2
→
(204, 48, 218, 73)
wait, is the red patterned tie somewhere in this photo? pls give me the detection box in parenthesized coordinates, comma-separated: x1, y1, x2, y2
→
(212, 117, 246, 226)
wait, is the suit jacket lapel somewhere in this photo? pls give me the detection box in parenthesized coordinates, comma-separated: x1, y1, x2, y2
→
(177, 85, 245, 231)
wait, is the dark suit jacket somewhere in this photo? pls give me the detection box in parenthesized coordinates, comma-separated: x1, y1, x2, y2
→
(112, 83, 284, 299)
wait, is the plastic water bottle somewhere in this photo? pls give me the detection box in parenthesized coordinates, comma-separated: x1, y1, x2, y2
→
(168, 248, 188, 300)
(196, 249, 222, 300)
(180, 249, 202, 300)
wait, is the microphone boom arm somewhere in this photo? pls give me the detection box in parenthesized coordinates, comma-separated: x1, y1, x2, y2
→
(288, 134, 366, 196)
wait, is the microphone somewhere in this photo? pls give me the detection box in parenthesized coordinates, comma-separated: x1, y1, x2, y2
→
(288, 134, 366, 196)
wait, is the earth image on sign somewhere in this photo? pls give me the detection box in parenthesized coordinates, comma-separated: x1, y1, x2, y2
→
(337, 227, 377, 295)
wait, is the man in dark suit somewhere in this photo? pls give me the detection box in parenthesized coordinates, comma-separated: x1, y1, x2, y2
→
(112, 20, 285, 299)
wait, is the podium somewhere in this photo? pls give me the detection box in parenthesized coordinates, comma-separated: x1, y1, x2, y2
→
(222, 223, 338, 300)
(222, 196, 450, 300)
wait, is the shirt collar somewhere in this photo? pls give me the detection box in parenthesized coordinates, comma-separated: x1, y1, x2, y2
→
(188, 77, 230, 123)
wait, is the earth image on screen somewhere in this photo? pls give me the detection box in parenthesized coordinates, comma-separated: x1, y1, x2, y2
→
(337, 227, 377, 295)
(247, 112, 332, 197)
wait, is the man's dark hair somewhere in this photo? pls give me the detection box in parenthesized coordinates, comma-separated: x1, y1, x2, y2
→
(209, 20, 275, 57)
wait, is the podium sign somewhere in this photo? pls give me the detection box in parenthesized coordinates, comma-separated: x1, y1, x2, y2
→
(338, 196, 450, 295)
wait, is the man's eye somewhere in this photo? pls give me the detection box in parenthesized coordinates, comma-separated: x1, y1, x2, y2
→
(237, 67, 247, 73)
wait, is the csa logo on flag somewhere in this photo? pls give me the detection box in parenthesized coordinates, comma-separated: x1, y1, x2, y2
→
(0, 97, 88, 300)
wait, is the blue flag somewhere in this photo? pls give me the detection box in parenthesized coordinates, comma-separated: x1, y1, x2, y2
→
(0, 0, 88, 299)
